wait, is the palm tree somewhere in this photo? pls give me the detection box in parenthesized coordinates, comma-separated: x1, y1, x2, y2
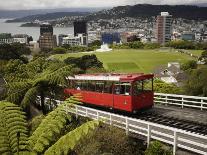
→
(0, 97, 99, 155)
(6, 64, 73, 114)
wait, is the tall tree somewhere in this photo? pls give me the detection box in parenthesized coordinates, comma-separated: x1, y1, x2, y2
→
(5, 59, 73, 114)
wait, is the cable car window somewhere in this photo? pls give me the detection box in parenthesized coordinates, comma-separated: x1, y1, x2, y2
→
(81, 81, 88, 91)
(114, 83, 131, 95)
(104, 81, 113, 94)
(133, 81, 143, 95)
(114, 83, 120, 95)
(88, 81, 96, 92)
(76, 81, 81, 90)
(143, 79, 153, 92)
(95, 82, 104, 93)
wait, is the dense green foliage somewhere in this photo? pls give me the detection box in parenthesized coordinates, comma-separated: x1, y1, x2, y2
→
(28, 104, 72, 153)
(62, 45, 97, 53)
(0, 96, 100, 155)
(88, 40, 102, 47)
(145, 141, 172, 155)
(0, 43, 31, 61)
(44, 120, 99, 155)
(64, 54, 104, 72)
(165, 40, 207, 50)
(75, 125, 144, 155)
(0, 101, 29, 154)
(181, 60, 197, 71)
(51, 47, 67, 54)
(153, 79, 182, 94)
(199, 50, 207, 64)
(4, 58, 73, 114)
(184, 67, 207, 96)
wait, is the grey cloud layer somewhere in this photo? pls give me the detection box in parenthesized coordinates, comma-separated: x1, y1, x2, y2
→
(0, 0, 205, 9)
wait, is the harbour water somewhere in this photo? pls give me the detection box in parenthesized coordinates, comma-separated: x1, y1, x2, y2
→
(0, 19, 74, 41)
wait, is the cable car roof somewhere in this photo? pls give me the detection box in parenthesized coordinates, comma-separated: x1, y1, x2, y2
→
(67, 73, 153, 82)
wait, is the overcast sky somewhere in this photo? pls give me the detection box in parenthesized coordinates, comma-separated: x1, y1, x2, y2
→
(0, 0, 206, 10)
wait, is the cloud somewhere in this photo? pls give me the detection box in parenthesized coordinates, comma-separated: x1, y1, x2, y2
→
(0, 0, 205, 10)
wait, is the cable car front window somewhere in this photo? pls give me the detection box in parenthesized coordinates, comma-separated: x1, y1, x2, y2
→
(133, 78, 153, 95)
(114, 82, 131, 95)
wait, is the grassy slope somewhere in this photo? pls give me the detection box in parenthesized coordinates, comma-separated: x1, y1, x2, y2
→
(52, 49, 195, 73)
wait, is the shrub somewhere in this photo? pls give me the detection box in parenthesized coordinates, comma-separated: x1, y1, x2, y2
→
(145, 141, 172, 155)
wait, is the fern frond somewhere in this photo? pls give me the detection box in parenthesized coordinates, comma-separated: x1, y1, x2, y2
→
(44, 120, 99, 155)
(28, 105, 71, 154)
(20, 86, 40, 109)
(0, 101, 29, 154)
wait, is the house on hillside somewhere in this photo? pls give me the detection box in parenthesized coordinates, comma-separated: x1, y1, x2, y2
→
(153, 62, 187, 86)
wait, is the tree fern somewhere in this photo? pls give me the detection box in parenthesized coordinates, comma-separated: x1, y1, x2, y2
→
(28, 104, 72, 154)
(0, 101, 29, 154)
(6, 64, 73, 113)
(44, 120, 99, 155)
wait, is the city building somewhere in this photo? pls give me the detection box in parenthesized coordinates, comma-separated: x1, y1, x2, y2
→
(181, 32, 195, 41)
(155, 12, 173, 45)
(101, 32, 120, 44)
(58, 34, 68, 46)
(62, 34, 88, 46)
(120, 32, 140, 43)
(74, 21, 87, 36)
(39, 23, 57, 49)
(13, 34, 29, 44)
(28, 41, 40, 53)
(40, 23, 53, 36)
(0, 33, 13, 44)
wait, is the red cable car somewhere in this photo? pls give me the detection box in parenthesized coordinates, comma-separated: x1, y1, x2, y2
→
(64, 73, 154, 113)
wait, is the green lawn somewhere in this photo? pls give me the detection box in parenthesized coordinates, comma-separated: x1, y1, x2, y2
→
(52, 49, 195, 73)
(188, 50, 204, 57)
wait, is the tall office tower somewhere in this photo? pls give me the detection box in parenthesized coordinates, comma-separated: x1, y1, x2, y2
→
(155, 12, 172, 45)
(74, 21, 87, 36)
(39, 23, 57, 49)
(40, 23, 53, 35)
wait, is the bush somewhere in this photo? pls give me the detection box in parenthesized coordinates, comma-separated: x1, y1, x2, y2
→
(75, 125, 145, 155)
(145, 141, 172, 155)
(154, 79, 182, 94)
(181, 60, 197, 71)
(144, 43, 161, 49)
(52, 47, 67, 54)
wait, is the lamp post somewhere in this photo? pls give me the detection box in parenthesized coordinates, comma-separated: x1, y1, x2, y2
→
(17, 131, 20, 155)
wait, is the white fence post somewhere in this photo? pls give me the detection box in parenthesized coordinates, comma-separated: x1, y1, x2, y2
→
(181, 97, 184, 109)
(97, 111, 99, 120)
(109, 114, 112, 125)
(173, 131, 178, 155)
(165, 95, 168, 106)
(147, 124, 151, 147)
(201, 100, 203, 111)
(126, 118, 129, 135)
(86, 108, 88, 117)
(75, 106, 78, 119)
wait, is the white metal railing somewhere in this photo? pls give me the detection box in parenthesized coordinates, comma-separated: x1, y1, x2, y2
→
(154, 93, 207, 110)
(42, 94, 207, 155)
(63, 104, 207, 155)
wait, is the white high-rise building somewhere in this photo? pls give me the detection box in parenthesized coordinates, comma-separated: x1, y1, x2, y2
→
(155, 12, 173, 45)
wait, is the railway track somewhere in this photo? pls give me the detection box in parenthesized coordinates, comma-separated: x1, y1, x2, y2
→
(81, 103, 207, 136)
(137, 111, 207, 136)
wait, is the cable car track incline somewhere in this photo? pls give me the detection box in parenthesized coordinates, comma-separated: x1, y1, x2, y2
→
(80, 103, 207, 136)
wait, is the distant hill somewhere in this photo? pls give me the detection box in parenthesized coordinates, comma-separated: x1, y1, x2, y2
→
(0, 7, 108, 19)
(6, 12, 90, 23)
(86, 4, 207, 20)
